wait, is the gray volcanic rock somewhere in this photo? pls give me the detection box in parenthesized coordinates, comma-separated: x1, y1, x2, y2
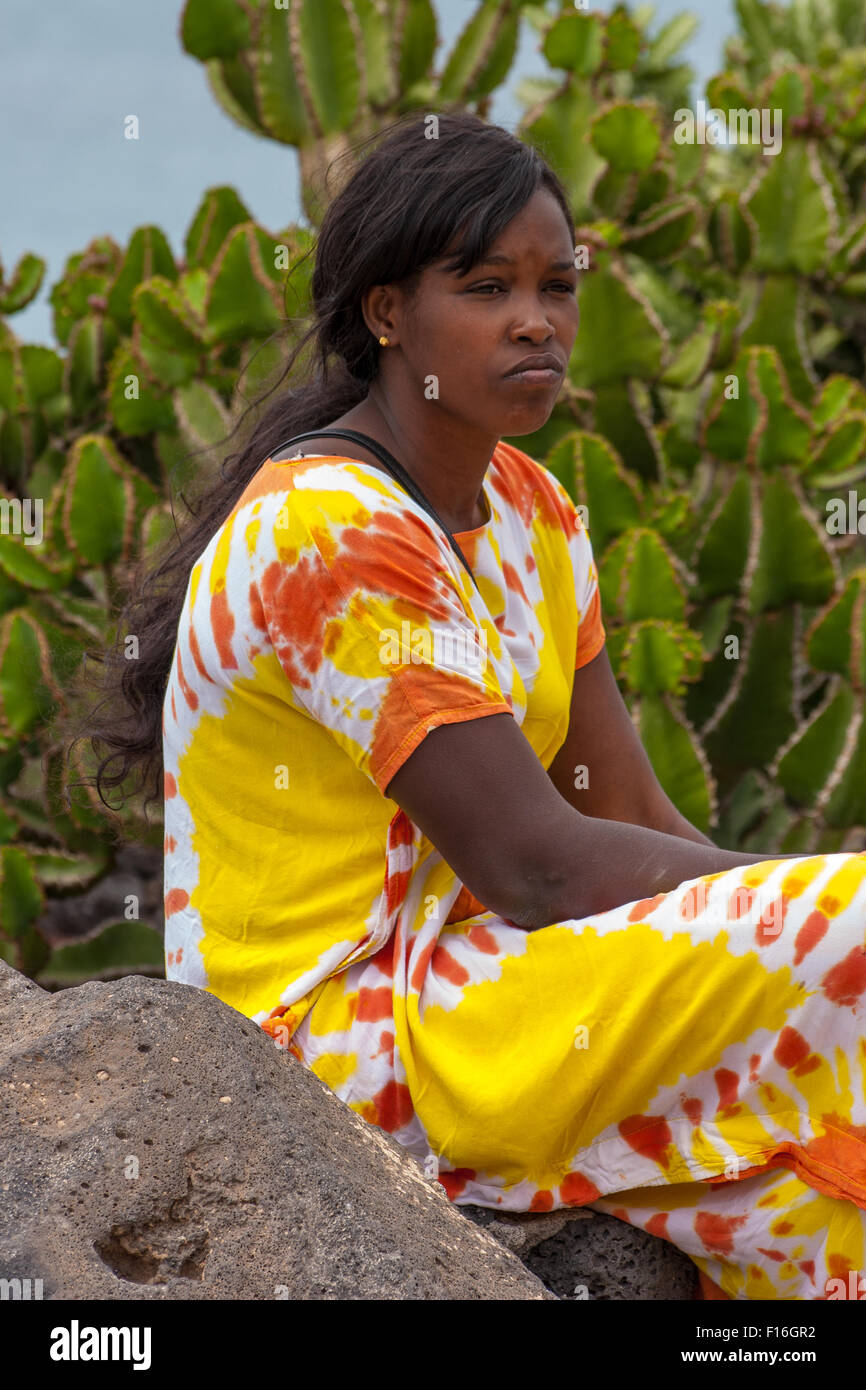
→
(0, 960, 551, 1300)
(462, 1205, 698, 1300)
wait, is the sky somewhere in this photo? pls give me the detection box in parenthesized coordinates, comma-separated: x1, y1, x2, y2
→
(1, 0, 736, 346)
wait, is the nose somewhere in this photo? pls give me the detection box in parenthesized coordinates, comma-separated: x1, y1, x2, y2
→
(509, 300, 556, 342)
(508, 289, 561, 340)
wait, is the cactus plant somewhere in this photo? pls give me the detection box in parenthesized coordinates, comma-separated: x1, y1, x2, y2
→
(505, 1, 866, 856)
(0, 185, 316, 984)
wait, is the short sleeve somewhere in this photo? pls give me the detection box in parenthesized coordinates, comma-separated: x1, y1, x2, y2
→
(573, 522, 606, 670)
(256, 485, 514, 795)
(541, 467, 606, 671)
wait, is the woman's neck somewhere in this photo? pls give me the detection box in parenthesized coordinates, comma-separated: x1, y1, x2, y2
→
(335, 392, 496, 533)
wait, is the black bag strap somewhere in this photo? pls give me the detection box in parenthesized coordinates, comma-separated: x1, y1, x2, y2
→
(271, 427, 480, 591)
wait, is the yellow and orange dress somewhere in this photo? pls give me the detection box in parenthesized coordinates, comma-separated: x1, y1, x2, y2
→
(164, 440, 866, 1300)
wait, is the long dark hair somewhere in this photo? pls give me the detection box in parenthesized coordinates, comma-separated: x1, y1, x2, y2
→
(71, 109, 574, 831)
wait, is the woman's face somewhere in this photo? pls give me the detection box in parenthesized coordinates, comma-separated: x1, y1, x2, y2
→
(395, 187, 580, 439)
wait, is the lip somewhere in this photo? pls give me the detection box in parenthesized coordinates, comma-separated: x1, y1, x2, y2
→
(503, 352, 564, 380)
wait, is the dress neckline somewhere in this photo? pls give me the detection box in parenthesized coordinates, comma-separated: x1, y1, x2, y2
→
(275, 451, 495, 539)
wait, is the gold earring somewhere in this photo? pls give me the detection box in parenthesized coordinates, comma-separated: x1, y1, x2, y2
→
(378, 335, 389, 346)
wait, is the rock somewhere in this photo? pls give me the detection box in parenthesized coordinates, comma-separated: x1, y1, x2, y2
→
(0, 960, 550, 1300)
(463, 1205, 698, 1300)
(0, 959, 699, 1301)
(459, 1203, 594, 1260)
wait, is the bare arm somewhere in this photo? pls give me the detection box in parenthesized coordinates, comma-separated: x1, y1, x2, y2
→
(385, 712, 789, 932)
(547, 647, 717, 847)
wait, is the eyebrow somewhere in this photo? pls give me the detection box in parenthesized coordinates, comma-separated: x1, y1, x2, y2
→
(474, 254, 577, 271)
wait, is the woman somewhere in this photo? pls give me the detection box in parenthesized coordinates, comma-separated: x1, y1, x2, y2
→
(94, 112, 866, 1300)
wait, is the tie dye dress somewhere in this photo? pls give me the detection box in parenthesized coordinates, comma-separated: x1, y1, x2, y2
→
(163, 440, 866, 1301)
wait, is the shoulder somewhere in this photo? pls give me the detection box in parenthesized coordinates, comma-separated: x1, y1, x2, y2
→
(281, 455, 449, 547)
(491, 439, 584, 537)
(244, 455, 459, 592)
(238, 452, 430, 530)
